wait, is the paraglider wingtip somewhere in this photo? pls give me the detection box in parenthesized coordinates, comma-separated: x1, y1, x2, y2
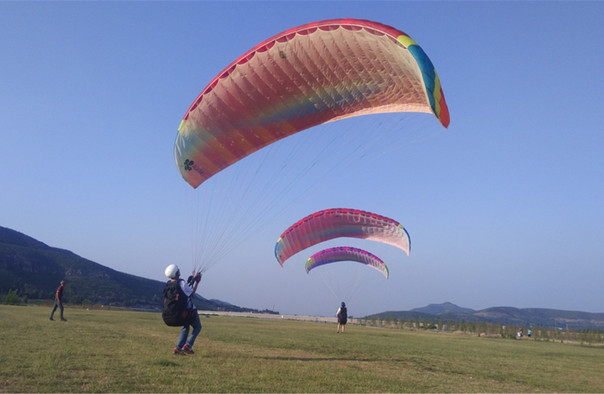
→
(178, 119, 186, 132)
(439, 101, 450, 128)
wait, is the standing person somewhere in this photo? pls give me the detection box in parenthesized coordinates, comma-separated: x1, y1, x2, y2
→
(49, 280, 66, 321)
(163, 264, 202, 355)
(336, 301, 347, 333)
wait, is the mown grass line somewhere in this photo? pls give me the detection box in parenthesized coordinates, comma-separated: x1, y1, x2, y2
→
(1, 305, 603, 392)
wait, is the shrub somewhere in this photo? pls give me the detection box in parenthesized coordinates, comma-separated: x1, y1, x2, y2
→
(2, 289, 22, 305)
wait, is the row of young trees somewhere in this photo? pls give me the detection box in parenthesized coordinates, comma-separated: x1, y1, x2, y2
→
(1, 288, 97, 306)
(1, 288, 162, 309)
(358, 316, 604, 345)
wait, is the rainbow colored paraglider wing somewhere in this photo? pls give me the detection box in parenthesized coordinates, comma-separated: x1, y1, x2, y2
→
(306, 246, 389, 279)
(175, 18, 449, 188)
(275, 208, 410, 265)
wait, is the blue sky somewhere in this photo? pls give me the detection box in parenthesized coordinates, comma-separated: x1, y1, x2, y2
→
(2, 1, 603, 317)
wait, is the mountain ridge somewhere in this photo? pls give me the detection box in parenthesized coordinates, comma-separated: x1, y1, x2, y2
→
(368, 303, 604, 330)
(0, 225, 274, 313)
(411, 302, 475, 315)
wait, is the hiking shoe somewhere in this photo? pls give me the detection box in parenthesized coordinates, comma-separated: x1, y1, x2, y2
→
(60, 318, 67, 321)
(173, 347, 186, 355)
(49, 317, 54, 321)
(182, 345, 195, 354)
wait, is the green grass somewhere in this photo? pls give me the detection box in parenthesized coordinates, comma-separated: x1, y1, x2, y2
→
(1, 305, 603, 392)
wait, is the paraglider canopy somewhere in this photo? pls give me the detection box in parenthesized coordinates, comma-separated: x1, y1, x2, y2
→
(275, 208, 411, 266)
(306, 246, 390, 279)
(175, 18, 449, 188)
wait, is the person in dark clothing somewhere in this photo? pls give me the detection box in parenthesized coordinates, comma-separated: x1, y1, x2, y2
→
(49, 280, 66, 321)
(164, 264, 202, 355)
(336, 302, 347, 333)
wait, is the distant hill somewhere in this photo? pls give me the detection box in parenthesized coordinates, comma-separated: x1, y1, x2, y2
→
(0, 225, 276, 314)
(367, 302, 604, 330)
(412, 302, 475, 315)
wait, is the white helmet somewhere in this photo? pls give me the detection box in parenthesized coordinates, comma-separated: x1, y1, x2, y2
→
(164, 264, 180, 279)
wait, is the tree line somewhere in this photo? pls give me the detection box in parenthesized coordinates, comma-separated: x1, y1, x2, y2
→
(358, 316, 604, 345)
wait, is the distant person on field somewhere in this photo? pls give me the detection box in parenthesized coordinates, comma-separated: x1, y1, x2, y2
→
(336, 301, 347, 333)
(164, 264, 202, 355)
(49, 280, 66, 321)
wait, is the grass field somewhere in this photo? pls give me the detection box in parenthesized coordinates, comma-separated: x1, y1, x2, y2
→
(1, 305, 603, 393)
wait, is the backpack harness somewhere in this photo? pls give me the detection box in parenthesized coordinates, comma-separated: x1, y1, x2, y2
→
(162, 279, 195, 326)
